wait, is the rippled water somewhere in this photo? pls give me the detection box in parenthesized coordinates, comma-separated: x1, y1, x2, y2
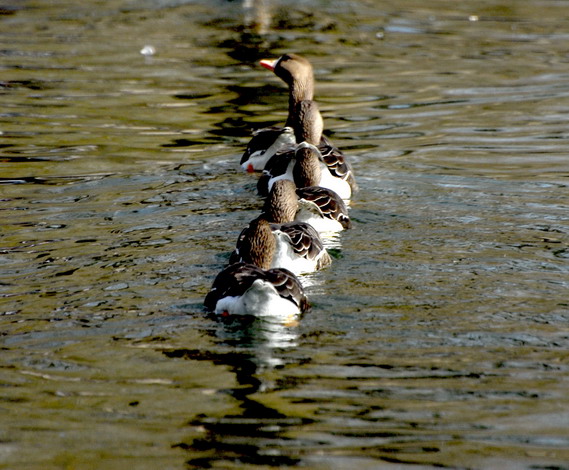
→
(1, 0, 568, 468)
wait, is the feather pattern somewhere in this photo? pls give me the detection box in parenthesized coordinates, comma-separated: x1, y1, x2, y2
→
(296, 186, 352, 230)
(204, 262, 309, 316)
(271, 221, 328, 264)
(319, 137, 358, 193)
(240, 126, 295, 172)
(241, 53, 314, 172)
(257, 101, 356, 199)
(230, 216, 331, 275)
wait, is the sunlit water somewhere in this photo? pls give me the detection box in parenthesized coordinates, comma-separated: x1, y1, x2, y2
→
(1, 1, 568, 469)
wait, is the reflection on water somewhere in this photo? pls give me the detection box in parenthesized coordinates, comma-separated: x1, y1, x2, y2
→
(211, 313, 301, 352)
(1, 0, 569, 469)
(164, 313, 306, 468)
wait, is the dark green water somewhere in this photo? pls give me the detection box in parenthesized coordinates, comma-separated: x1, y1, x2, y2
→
(1, 1, 568, 468)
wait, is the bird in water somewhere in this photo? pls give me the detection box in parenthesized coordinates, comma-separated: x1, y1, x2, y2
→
(241, 53, 315, 172)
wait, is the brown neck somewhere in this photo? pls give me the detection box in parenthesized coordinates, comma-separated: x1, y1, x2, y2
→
(264, 180, 299, 223)
(294, 100, 323, 144)
(293, 147, 321, 187)
(241, 217, 275, 270)
(285, 78, 314, 127)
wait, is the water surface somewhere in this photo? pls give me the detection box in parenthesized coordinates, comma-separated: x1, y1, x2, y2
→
(1, 0, 568, 468)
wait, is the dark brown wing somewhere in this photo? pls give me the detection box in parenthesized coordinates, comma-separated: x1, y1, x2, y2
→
(296, 186, 351, 229)
(256, 147, 295, 196)
(318, 142, 358, 193)
(241, 126, 292, 164)
(204, 262, 308, 313)
(271, 221, 325, 261)
(265, 267, 310, 313)
(204, 263, 262, 311)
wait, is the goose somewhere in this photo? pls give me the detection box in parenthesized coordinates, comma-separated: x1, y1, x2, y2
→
(258, 100, 357, 200)
(264, 179, 351, 233)
(229, 216, 331, 275)
(241, 53, 315, 172)
(204, 262, 309, 316)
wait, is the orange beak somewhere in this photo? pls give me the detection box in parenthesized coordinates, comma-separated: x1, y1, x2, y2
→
(259, 58, 278, 71)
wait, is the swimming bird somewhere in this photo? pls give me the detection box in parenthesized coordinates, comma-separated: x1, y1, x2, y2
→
(241, 53, 315, 172)
(204, 262, 309, 316)
(229, 216, 331, 275)
(258, 100, 357, 200)
(264, 179, 351, 233)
